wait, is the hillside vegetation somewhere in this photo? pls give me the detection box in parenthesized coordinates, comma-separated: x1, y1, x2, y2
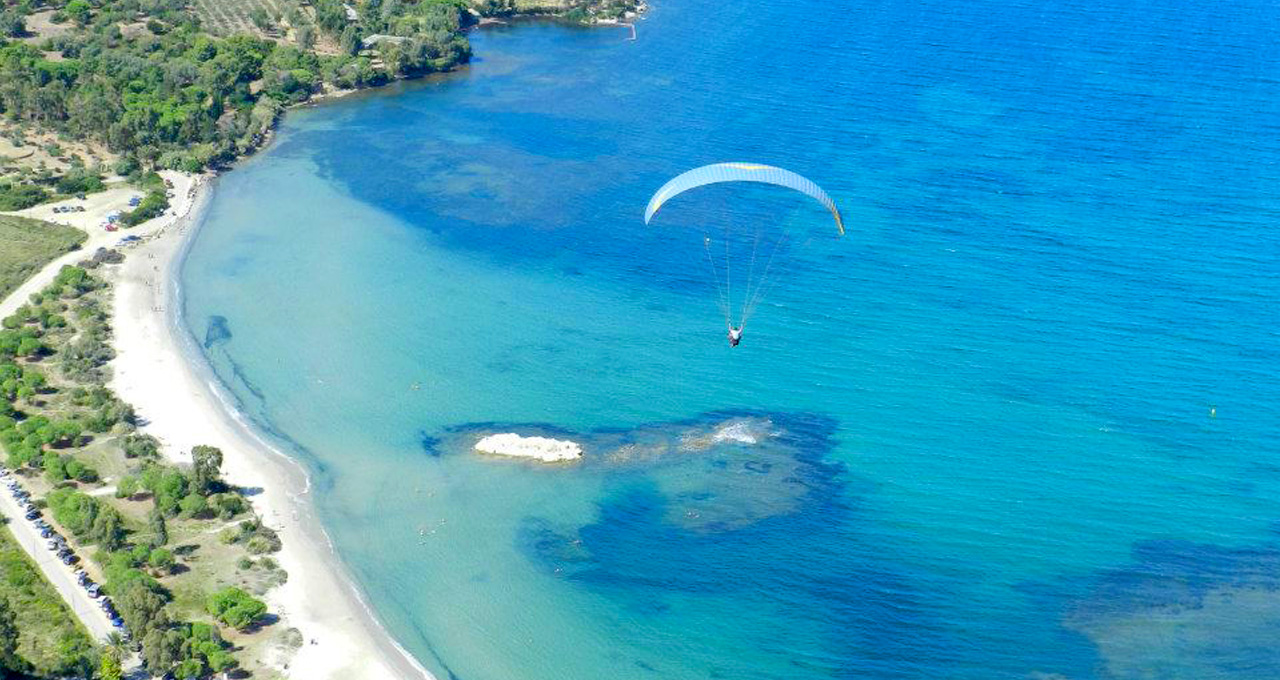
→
(0, 0, 640, 191)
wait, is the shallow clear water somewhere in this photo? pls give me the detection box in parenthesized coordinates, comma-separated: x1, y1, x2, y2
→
(181, 0, 1280, 677)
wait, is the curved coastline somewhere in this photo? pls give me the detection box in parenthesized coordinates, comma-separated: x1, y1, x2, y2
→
(109, 174, 438, 680)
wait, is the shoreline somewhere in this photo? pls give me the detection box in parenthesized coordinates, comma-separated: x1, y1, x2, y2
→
(106, 176, 435, 680)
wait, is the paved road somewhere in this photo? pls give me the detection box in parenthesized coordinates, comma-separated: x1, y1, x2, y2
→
(0, 474, 117, 641)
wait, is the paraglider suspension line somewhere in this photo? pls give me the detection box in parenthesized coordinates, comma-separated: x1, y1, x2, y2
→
(724, 223, 732, 329)
(702, 236, 732, 330)
(739, 220, 764, 326)
(740, 227, 793, 328)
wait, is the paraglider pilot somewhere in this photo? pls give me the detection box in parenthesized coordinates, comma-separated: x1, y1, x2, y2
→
(728, 326, 743, 347)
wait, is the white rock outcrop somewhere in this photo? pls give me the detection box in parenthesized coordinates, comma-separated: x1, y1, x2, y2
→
(474, 433, 584, 463)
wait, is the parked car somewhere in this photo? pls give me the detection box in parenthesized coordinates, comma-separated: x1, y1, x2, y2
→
(62, 554, 78, 565)
(87, 584, 101, 598)
(111, 617, 124, 628)
(24, 511, 38, 521)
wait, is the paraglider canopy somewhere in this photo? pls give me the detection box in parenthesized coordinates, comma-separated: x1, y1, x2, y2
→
(643, 163, 845, 340)
(644, 163, 845, 235)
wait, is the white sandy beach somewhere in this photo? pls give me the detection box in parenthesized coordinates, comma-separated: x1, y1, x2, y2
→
(103, 176, 434, 680)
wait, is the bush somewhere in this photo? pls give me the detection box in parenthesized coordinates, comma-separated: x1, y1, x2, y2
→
(206, 587, 266, 630)
(46, 489, 125, 549)
(148, 548, 175, 573)
(123, 434, 159, 459)
(0, 183, 50, 210)
(64, 457, 98, 483)
(54, 169, 104, 195)
(43, 451, 68, 482)
(115, 475, 138, 498)
(178, 493, 208, 519)
(211, 493, 247, 519)
(119, 190, 168, 227)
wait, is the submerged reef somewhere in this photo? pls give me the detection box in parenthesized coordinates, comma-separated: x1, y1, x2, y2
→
(1023, 533, 1280, 679)
(431, 411, 837, 532)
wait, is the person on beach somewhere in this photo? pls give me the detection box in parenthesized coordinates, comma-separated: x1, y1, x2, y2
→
(728, 326, 743, 347)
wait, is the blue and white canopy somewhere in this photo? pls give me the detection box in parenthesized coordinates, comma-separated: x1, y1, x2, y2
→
(644, 163, 844, 235)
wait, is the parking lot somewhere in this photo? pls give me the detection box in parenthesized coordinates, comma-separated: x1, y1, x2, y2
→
(0, 468, 123, 641)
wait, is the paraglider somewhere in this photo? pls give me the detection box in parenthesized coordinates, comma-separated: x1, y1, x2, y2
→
(644, 163, 844, 345)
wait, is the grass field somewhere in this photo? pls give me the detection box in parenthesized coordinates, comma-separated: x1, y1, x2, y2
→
(0, 215, 84, 304)
(0, 523, 96, 676)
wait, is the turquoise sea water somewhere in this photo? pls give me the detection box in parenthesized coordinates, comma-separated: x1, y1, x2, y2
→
(181, 0, 1280, 677)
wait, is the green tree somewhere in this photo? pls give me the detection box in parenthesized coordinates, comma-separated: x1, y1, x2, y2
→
(191, 445, 223, 495)
(148, 548, 175, 574)
(148, 507, 168, 547)
(179, 493, 208, 519)
(116, 580, 168, 638)
(250, 7, 272, 31)
(174, 657, 205, 679)
(0, 598, 21, 673)
(0, 10, 24, 38)
(123, 434, 159, 459)
(297, 24, 316, 49)
(43, 450, 68, 482)
(140, 627, 183, 673)
(98, 652, 123, 680)
(64, 0, 92, 26)
(206, 587, 267, 630)
(91, 508, 126, 551)
(104, 631, 129, 664)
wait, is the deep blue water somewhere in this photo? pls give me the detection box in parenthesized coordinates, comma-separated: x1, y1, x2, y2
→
(181, 0, 1280, 677)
